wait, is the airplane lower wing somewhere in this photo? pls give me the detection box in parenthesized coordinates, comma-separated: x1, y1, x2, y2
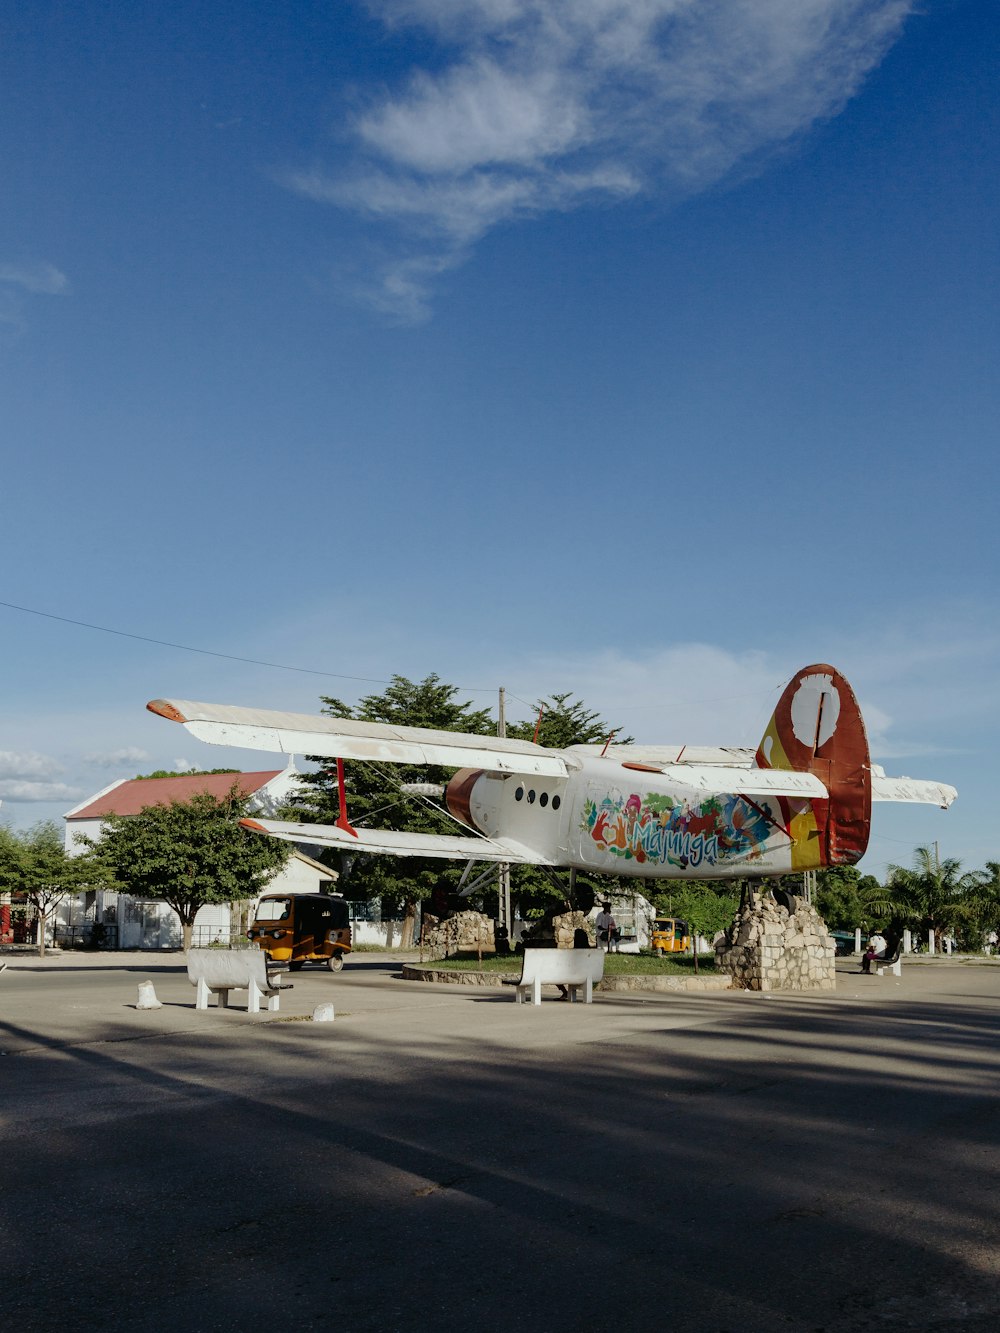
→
(240, 818, 556, 865)
(148, 698, 569, 776)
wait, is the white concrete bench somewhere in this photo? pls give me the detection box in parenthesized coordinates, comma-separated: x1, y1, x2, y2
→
(186, 948, 283, 1014)
(876, 942, 903, 978)
(515, 948, 605, 1005)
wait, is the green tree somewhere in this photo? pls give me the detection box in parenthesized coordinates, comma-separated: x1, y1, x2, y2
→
(506, 693, 630, 751)
(84, 787, 290, 949)
(814, 865, 884, 931)
(652, 881, 740, 944)
(291, 675, 496, 946)
(0, 821, 109, 957)
(937, 859, 1000, 951)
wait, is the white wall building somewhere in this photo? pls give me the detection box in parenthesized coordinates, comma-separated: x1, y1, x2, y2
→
(61, 762, 341, 949)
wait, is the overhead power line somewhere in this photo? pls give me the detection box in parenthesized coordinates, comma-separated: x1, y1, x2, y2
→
(0, 597, 492, 691)
(0, 597, 782, 718)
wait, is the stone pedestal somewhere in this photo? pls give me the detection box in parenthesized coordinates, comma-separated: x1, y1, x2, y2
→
(551, 911, 594, 948)
(421, 910, 495, 958)
(716, 890, 836, 991)
(520, 909, 594, 950)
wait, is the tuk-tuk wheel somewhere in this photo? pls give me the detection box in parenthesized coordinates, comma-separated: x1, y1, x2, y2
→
(654, 947, 664, 957)
(288, 961, 304, 972)
(327, 953, 345, 972)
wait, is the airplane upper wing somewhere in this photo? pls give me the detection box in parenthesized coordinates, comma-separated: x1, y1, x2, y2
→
(147, 699, 571, 776)
(571, 743, 758, 766)
(241, 818, 555, 864)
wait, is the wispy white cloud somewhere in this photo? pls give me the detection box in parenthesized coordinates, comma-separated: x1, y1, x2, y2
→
(0, 752, 77, 805)
(0, 750, 65, 782)
(0, 260, 69, 337)
(83, 746, 150, 769)
(0, 261, 69, 295)
(286, 0, 913, 316)
(0, 779, 81, 803)
(357, 57, 588, 172)
(0, 750, 79, 802)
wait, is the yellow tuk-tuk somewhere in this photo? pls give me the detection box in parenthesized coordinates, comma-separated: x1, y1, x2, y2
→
(248, 892, 352, 971)
(651, 916, 690, 954)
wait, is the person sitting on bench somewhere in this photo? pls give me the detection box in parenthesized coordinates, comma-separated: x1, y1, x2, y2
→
(862, 930, 887, 974)
(558, 929, 593, 999)
(864, 933, 890, 975)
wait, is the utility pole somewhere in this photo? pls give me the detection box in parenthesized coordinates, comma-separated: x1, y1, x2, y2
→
(497, 687, 512, 935)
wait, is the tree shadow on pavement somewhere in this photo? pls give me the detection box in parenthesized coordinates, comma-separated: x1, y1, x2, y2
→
(3, 975, 999, 1333)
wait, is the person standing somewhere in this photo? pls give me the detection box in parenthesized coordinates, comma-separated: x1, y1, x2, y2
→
(595, 902, 617, 952)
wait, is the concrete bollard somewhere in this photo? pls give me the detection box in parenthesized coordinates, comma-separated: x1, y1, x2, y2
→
(136, 980, 162, 1010)
(312, 1003, 335, 1023)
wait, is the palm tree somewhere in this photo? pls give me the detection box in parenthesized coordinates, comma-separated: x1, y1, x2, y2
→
(857, 874, 898, 926)
(884, 846, 972, 950)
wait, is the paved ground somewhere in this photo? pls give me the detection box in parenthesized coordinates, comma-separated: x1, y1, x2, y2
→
(2, 953, 999, 1331)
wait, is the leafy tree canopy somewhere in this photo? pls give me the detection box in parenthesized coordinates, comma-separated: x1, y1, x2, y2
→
(84, 787, 290, 949)
(506, 693, 633, 750)
(814, 865, 883, 931)
(959, 860, 1000, 948)
(0, 821, 110, 956)
(289, 675, 631, 921)
(651, 881, 740, 941)
(134, 768, 240, 780)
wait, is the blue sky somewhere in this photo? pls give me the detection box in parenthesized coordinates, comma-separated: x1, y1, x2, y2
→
(2, 1, 997, 879)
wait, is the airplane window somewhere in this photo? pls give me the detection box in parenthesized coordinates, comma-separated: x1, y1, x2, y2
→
(515, 786, 524, 801)
(539, 792, 549, 807)
(527, 789, 536, 803)
(552, 795, 561, 810)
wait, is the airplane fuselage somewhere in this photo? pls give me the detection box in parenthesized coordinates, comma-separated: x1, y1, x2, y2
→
(447, 749, 827, 880)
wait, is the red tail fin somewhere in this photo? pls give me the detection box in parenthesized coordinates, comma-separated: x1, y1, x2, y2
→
(756, 665, 871, 866)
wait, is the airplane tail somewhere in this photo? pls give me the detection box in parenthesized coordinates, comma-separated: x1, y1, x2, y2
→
(755, 664, 871, 867)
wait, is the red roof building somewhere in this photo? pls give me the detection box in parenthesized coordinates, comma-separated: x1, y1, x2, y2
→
(64, 761, 302, 853)
(67, 770, 283, 821)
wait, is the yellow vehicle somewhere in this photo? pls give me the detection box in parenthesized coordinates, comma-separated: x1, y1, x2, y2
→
(651, 916, 690, 954)
(248, 892, 352, 972)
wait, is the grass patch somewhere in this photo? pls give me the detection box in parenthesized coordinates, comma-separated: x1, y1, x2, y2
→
(428, 951, 716, 975)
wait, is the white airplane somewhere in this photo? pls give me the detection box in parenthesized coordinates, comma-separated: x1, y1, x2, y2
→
(147, 664, 955, 882)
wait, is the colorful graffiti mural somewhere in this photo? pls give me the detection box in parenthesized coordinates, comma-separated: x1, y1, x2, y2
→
(581, 788, 774, 870)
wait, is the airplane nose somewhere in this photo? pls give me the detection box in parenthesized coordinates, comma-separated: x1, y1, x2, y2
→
(445, 768, 485, 829)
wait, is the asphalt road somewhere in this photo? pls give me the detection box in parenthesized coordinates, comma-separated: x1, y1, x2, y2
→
(2, 953, 999, 1332)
